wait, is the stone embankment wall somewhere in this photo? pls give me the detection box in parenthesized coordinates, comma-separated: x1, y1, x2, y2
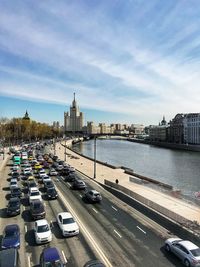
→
(104, 180, 192, 227)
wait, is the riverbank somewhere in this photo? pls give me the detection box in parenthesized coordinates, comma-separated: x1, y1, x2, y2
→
(128, 138, 200, 152)
(53, 141, 200, 237)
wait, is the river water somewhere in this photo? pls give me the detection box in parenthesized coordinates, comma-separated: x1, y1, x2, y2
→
(72, 139, 200, 202)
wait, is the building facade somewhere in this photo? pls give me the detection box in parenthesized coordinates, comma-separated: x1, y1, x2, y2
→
(168, 114, 186, 143)
(64, 94, 84, 133)
(149, 116, 168, 142)
(183, 113, 200, 144)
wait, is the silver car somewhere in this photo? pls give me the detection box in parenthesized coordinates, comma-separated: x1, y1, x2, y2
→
(165, 238, 200, 267)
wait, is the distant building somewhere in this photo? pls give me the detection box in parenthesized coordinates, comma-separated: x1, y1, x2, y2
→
(53, 121, 60, 129)
(168, 114, 186, 143)
(149, 116, 168, 142)
(87, 122, 101, 134)
(183, 113, 200, 144)
(64, 93, 84, 133)
(22, 110, 30, 121)
(130, 124, 144, 136)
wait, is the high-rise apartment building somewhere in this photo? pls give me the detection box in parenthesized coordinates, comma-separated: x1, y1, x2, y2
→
(64, 93, 84, 133)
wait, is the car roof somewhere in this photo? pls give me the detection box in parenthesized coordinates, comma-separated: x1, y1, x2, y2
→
(58, 212, 73, 219)
(180, 240, 199, 250)
(0, 248, 18, 267)
(5, 224, 19, 232)
(43, 247, 60, 262)
(35, 219, 48, 226)
(89, 190, 100, 194)
(30, 187, 39, 192)
(9, 197, 20, 202)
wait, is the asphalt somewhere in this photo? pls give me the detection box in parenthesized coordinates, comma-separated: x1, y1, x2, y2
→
(54, 142, 200, 229)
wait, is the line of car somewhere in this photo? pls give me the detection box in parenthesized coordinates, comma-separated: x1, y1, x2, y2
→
(1, 145, 105, 267)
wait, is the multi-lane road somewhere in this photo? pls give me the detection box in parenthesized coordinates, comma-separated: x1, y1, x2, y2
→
(0, 155, 186, 267)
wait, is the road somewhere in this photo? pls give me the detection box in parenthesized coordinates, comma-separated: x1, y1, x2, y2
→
(0, 155, 186, 267)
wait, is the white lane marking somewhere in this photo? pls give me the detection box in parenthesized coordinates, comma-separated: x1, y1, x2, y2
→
(113, 229, 122, 238)
(92, 208, 98, 213)
(67, 182, 71, 187)
(137, 226, 146, 234)
(27, 255, 31, 267)
(111, 206, 118, 211)
(62, 250, 67, 263)
(55, 185, 113, 267)
(24, 225, 27, 233)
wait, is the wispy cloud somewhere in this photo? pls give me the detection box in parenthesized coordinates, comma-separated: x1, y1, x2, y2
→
(0, 0, 200, 124)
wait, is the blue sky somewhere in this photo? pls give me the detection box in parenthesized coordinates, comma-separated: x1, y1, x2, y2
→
(0, 0, 200, 126)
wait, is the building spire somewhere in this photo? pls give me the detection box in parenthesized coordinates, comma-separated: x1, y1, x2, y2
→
(72, 92, 77, 108)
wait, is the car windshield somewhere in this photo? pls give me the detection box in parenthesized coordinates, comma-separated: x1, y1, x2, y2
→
(63, 218, 74, 224)
(48, 189, 55, 193)
(5, 229, 18, 237)
(44, 260, 62, 267)
(31, 192, 40, 196)
(33, 203, 42, 209)
(37, 224, 49, 233)
(9, 201, 19, 207)
(12, 188, 20, 192)
(190, 248, 200, 256)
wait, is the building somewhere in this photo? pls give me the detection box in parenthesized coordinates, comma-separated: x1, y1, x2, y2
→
(53, 121, 60, 129)
(87, 122, 101, 134)
(183, 113, 200, 144)
(130, 124, 145, 136)
(168, 114, 186, 143)
(64, 93, 84, 133)
(22, 110, 30, 121)
(149, 116, 168, 142)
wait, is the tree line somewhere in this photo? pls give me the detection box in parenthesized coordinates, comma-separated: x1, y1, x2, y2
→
(0, 117, 62, 146)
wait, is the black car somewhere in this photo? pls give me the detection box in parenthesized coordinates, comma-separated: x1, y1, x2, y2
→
(0, 248, 20, 267)
(71, 179, 86, 190)
(46, 188, 58, 200)
(10, 187, 22, 198)
(64, 173, 76, 182)
(44, 180, 55, 191)
(7, 198, 21, 216)
(30, 200, 45, 220)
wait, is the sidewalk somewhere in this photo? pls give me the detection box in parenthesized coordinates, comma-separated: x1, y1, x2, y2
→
(55, 143, 200, 228)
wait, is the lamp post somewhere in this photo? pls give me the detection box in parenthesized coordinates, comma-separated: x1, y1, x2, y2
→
(64, 135, 67, 161)
(54, 138, 56, 156)
(94, 136, 96, 179)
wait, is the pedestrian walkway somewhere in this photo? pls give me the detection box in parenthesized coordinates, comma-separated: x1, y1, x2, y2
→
(55, 143, 200, 228)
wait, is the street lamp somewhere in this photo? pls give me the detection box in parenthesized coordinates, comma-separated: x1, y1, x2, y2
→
(94, 136, 96, 179)
(64, 135, 67, 161)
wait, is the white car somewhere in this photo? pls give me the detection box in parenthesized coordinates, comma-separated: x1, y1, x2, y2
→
(57, 212, 79, 237)
(10, 180, 18, 190)
(49, 169, 58, 176)
(29, 187, 42, 204)
(39, 169, 46, 178)
(34, 219, 52, 244)
(42, 175, 51, 184)
(23, 167, 32, 175)
(165, 238, 200, 267)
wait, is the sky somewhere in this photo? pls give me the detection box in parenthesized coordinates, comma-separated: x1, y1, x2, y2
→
(0, 0, 200, 126)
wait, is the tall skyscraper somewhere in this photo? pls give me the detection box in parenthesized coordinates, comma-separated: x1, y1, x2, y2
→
(64, 93, 84, 133)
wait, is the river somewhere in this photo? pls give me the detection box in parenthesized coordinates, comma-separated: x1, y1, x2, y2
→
(72, 139, 200, 201)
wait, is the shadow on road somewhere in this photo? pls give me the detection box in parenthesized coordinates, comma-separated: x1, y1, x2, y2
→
(160, 245, 183, 266)
(0, 208, 8, 218)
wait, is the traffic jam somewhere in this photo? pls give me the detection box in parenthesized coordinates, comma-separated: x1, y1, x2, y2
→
(0, 143, 104, 267)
